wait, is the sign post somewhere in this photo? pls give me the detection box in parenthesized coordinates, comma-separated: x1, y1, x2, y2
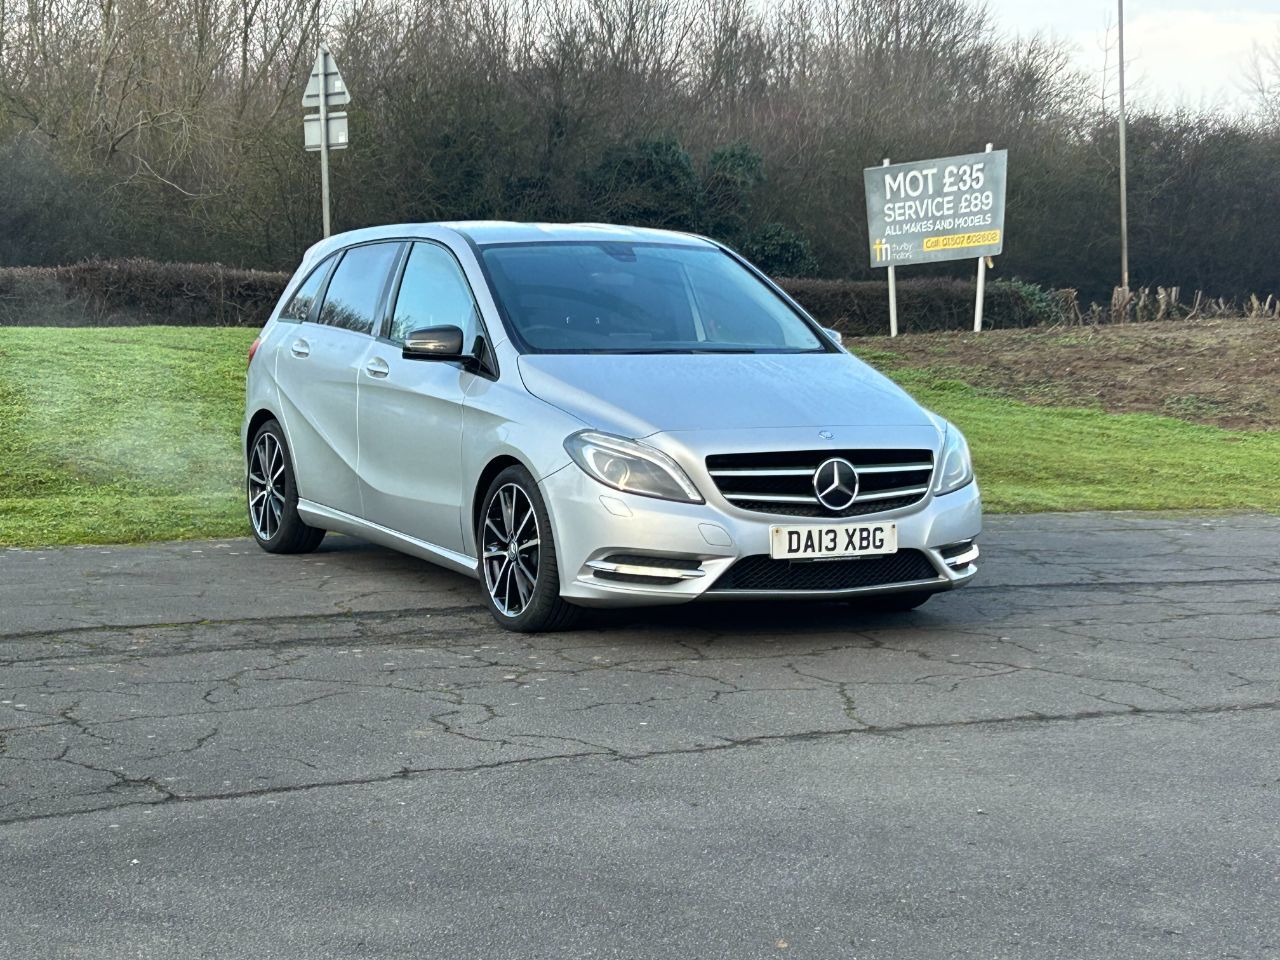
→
(883, 157, 898, 338)
(303, 45, 351, 238)
(863, 148, 1008, 334)
(973, 142, 993, 332)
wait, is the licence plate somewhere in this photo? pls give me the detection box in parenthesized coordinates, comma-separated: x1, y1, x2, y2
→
(769, 522, 898, 560)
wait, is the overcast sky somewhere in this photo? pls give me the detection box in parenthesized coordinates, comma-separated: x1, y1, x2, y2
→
(982, 0, 1277, 112)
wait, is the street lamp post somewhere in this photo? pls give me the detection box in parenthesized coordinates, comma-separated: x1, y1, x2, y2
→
(1117, 0, 1129, 293)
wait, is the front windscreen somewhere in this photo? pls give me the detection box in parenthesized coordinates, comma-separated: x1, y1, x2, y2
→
(478, 242, 827, 354)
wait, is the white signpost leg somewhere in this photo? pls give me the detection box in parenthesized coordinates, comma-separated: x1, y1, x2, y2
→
(883, 157, 898, 338)
(973, 142, 993, 332)
(973, 256, 986, 332)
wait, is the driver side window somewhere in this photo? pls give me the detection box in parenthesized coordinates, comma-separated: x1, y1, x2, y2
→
(388, 243, 480, 346)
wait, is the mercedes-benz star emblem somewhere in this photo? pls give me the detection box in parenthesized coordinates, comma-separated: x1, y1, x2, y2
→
(813, 457, 859, 511)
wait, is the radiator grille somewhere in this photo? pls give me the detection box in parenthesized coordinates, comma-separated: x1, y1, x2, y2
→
(706, 449, 933, 518)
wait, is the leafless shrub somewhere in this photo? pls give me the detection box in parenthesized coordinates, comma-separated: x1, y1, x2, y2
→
(0, 0, 1276, 303)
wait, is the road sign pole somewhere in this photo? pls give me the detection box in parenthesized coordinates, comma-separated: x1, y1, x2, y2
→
(883, 158, 898, 338)
(973, 143, 993, 332)
(304, 45, 349, 239)
(317, 47, 332, 238)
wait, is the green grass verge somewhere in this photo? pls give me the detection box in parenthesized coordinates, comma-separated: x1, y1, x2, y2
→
(888, 370, 1279, 513)
(0, 327, 1276, 547)
(0, 327, 252, 546)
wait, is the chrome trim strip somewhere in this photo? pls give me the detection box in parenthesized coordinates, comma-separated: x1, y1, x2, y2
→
(944, 544, 980, 567)
(586, 559, 706, 580)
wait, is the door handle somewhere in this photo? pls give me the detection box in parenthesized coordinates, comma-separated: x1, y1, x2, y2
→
(364, 357, 390, 378)
(290, 339, 310, 358)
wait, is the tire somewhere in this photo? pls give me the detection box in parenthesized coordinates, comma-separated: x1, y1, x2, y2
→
(477, 465, 580, 633)
(860, 590, 934, 613)
(247, 419, 325, 554)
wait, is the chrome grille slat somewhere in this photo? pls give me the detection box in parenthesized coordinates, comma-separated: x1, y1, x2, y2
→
(706, 448, 934, 518)
(852, 485, 930, 502)
(722, 484, 929, 505)
(710, 462, 932, 477)
(845, 462, 932, 474)
(723, 492, 819, 504)
(709, 467, 814, 478)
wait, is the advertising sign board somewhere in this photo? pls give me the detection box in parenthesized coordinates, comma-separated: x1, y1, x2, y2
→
(863, 149, 1007, 268)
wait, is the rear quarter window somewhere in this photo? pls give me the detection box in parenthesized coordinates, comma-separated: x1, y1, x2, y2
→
(279, 255, 334, 322)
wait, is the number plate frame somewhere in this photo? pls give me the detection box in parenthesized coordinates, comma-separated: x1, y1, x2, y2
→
(769, 522, 898, 560)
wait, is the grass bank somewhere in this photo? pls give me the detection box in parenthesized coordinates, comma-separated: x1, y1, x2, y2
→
(0, 327, 249, 546)
(0, 327, 1276, 547)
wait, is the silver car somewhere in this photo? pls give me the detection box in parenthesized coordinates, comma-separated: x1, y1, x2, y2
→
(243, 222, 981, 631)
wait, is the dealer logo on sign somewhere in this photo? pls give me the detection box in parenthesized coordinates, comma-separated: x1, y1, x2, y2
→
(871, 238, 912, 264)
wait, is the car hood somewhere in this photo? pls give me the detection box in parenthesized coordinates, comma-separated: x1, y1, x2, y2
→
(517, 352, 934, 437)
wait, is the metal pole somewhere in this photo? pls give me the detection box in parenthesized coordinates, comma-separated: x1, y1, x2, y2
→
(1117, 0, 1129, 292)
(317, 46, 332, 238)
(973, 142, 992, 332)
(883, 157, 898, 338)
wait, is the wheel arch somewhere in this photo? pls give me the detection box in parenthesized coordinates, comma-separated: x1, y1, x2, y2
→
(245, 408, 281, 458)
(470, 455, 527, 545)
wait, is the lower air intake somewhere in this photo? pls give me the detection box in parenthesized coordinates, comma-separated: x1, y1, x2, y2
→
(708, 549, 940, 592)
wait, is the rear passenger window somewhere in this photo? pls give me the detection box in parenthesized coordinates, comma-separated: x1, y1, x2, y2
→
(318, 243, 401, 334)
(388, 242, 480, 344)
(279, 255, 333, 322)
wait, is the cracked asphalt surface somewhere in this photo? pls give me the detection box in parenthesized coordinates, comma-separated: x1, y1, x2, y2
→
(2, 512, 1278, 959)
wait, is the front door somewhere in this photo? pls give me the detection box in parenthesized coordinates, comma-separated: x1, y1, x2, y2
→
(356, 241, 483, 553)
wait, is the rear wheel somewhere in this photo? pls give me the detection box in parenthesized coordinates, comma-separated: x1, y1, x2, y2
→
(478, 465, 579, 632)
(247, 420, 325, 554)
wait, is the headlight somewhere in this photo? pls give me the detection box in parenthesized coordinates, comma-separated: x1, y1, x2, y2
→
(564, 431, 703, 503)
(933, 422, 974, 495)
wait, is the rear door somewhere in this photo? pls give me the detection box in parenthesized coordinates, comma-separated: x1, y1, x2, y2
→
(275, 241, 402, 515)
(356, 241, 484, 552)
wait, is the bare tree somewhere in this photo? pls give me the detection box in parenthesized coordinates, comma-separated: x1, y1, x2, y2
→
(1244, 28, 1280, 127)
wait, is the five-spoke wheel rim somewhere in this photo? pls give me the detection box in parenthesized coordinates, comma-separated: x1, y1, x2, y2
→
(248, 432, 286, 541)
(482, 483, 540, 618)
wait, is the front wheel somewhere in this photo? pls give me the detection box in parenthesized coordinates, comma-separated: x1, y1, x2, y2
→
(478, 465, 580, 632)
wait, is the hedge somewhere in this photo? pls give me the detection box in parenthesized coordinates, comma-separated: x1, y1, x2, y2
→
(780, 276, 1068, 335)
(0, 258, 1069, 332)
(0, 259, 289, 327)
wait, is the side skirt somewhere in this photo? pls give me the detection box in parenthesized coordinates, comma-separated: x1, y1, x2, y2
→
(296, 500, 480, 580)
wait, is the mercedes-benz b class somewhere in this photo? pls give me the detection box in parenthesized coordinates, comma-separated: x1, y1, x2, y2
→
(243, 222, 981, 631)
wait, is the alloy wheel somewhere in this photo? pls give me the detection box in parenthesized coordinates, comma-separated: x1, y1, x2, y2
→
(482, 483, 541, 617)
(248, 431, 287, 541)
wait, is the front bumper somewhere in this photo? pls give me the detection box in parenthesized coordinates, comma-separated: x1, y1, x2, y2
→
(538, 464, 982, 607)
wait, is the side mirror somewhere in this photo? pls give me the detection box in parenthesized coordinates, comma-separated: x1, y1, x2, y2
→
(822, 327, 844, 345)
(403, 325, 465, 360)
